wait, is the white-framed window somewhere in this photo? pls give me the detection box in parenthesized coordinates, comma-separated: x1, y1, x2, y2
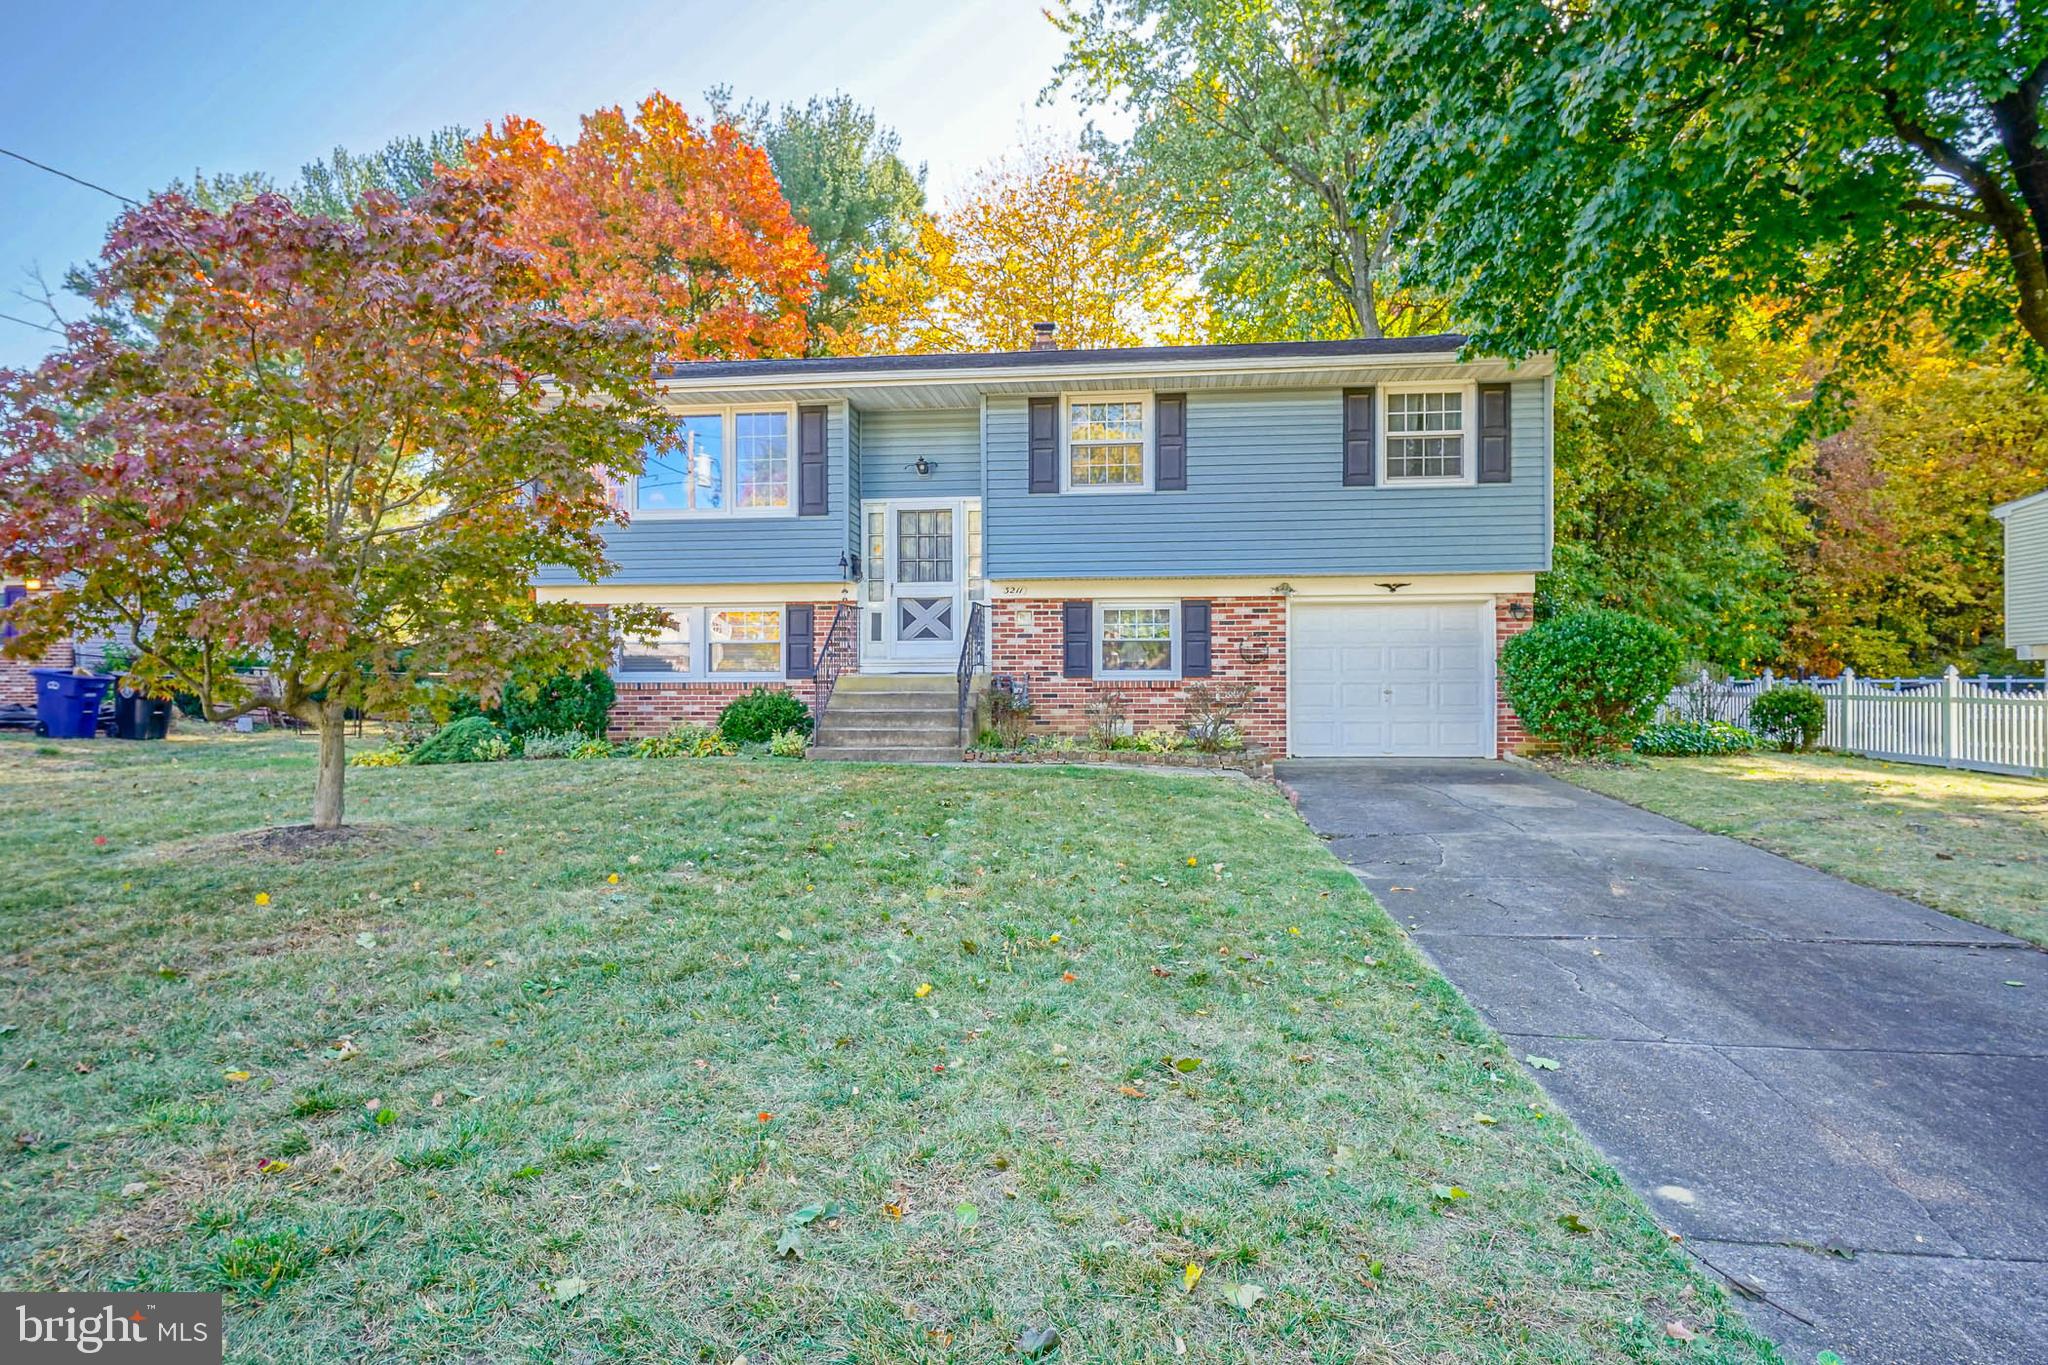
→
(1382, 385, 1473, 485)
(617, 608, 692, 676)
(1062, 393, 1151, 492)
(617, 606, 786, 680)
(1097, 601, 1177, 678)
(633, 405, 796, 516)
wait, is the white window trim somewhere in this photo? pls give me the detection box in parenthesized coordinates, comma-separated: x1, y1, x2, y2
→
(616, 605, 788, 683)
(1095, 599, 1179, 680)
(631, 403, 801, 520)
(1379, 381, 1477, 488)
(1059, 391, 1153, 494)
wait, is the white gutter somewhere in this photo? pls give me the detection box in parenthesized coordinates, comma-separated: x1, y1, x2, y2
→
(652, 349, 1555, 396)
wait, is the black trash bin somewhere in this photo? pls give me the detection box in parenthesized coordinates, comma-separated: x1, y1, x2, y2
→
(112, 687, 174, 740)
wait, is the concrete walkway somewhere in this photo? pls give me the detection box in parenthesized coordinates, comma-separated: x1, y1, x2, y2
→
(1277, 758, 2048, 1365)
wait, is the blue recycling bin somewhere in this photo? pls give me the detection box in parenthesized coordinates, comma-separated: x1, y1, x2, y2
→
(30, 669, 114, 739)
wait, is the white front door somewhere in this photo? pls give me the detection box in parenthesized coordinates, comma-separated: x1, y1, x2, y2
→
(1289, 601, 1493, 757)
(862, 500, 970, 671)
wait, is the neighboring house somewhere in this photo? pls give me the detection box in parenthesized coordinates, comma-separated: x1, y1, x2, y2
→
(535, 332, 1555, 758)
(1993, 487, 2048, 662)
(0, 581, 76, 710)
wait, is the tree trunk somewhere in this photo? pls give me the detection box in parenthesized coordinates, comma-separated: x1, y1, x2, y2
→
(312, 703, 347, 830)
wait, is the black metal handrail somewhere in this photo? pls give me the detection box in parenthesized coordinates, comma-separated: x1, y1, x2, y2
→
(810, 602, 857, 735)
(955, 599, 987, 737)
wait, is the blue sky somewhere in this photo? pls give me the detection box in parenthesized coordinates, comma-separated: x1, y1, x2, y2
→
(0, 0, 1123, 369)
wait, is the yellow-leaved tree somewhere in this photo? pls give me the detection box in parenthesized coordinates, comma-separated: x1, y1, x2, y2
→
(853, 144, 1206, 353)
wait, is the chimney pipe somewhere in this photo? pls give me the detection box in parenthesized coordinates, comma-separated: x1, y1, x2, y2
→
(1030, 321, 1057, 351)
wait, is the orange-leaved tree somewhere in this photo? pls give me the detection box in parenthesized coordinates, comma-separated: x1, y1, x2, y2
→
(855, 143, 1207, 353)
(468, 91, 823, 360)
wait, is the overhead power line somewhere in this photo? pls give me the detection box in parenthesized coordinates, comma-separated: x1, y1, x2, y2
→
(0, 145, 138, 206)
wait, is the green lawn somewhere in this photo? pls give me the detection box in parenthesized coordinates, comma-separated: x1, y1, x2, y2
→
(0, 733, 1773, 1363)
(1560, 752, 2048, 948)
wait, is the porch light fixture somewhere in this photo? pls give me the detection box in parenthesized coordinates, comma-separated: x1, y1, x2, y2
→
(1269, 582, 1295, 596)
(1507, 600, 1531, 620)
(1375, 581, 1411, 594)
(908, 457, 936, 477)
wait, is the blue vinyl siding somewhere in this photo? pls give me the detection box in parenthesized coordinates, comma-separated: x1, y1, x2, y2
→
(855, 408, 982, 500)
(983, 384, 1550, 578)
(539, 401, 851, 586)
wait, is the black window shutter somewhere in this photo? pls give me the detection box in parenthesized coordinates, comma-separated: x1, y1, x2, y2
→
(1062, 600, 1093, 677)
(797, 405, 829, 515)
(1028, 397, 1059, 493)
(1342, 388, 1376, 486)
(1155, 392, 1187, 490)
(785, 604, 816, 679)
(1181, 599, 1212, 677)
(1477, 383, 1512, 483)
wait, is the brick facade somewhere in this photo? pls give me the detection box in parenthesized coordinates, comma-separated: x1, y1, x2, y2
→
(1493, 593, 1536, 757)
(0, 640, 75, 707)
(989, 596, 1288, 753)
(605, 599, 853, 740)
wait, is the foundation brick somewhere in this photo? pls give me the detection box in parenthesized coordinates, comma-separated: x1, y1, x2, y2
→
(1494, 593, 1536, 757)
(989, 596, 1287, 753)
(602, 599, 855, 739)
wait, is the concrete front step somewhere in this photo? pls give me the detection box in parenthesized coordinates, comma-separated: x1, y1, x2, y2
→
(821, 724, 963, 747)
(808, 744, 962, 764)
(821, 703, 964, 724)
(834, 674, 954, 692)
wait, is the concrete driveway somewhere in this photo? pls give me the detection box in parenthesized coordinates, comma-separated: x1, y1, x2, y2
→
(1277, 758, 2048, 1365)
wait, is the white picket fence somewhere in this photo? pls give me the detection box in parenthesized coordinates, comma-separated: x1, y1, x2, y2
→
(1662, 668, 2048, 778)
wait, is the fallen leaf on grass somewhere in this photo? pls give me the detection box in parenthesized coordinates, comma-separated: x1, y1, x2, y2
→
(1524, 1054, 1561, 1071)
(354, 932, 377, 949)
(223, 1070, 251, 1083)
(1556, 1213, 1594, 1234)
(1216, 1281, 1266, 1311)
(552, 1276, 590, 1304)
(954, 1202, 979, 1230)
(1429, 1184, 1470, 1202)
(1182, 1262, 1202, 1293)
(1663, 1320, 1696, 1341)
(1116, 1084, 1147, 1099)
(1472, 1113, 1497, 1126)
(1013, 1325, 1060, 1357)
(1169, 1056, 1203, 1073)
(915, 982, 933, 998)
(773, 1228, 803, 1259)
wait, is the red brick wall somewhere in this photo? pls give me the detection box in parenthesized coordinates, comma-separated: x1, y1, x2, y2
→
(604, 600, 853, 739)
(0, 640, 75, 707)
(1494, 593, 1536, 757)
(990, 596, 1288, 753)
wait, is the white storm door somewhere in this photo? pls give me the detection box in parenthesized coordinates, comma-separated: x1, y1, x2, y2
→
(881, 502, 963, 668)
(1289, 602, 1491, 757)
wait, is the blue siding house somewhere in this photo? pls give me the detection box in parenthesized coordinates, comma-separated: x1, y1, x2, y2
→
(537, 333, 1553, 757)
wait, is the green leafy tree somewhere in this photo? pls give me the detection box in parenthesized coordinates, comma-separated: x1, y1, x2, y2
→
(711, 88, 927, 345)
(1788, 326, 2048, 675)
(168, 127, 471, 216)
(1052, 0, 1435, 341)
(0, 180, 668, 829)
(1336, 1, 2048, 366)
(1545, 310, 1812, 669)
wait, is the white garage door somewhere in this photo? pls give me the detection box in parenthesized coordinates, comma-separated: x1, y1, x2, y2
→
(1290, 601, 1492, 757)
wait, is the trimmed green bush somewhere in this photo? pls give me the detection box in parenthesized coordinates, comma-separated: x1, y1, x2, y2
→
(1632, 720, 1758, 756)
(768, 727, 808, 758)
(1748, 686, 1827, 751)
(717, 688, 812, 744)
(407, 716, 511, 765)
(568, 737, 617, 760)
(1499, 609, 1682, 755)
(453, 667, 615, 739)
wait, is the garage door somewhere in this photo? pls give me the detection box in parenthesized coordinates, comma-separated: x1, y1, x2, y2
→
(1289, 602, 1492, 757)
